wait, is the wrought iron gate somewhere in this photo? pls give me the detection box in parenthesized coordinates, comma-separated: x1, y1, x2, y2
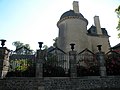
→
(43, 47, 69, 77)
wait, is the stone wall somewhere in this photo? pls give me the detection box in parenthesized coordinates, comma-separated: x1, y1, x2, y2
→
(44, 76, 120, 90)
(1, 76, 120, 90)
(0, 77, 44, 90)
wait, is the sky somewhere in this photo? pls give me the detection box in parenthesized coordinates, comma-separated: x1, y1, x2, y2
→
(0, 0, 120, 51)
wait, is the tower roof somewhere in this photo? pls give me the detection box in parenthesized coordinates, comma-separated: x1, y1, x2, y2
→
(60, 10, 84, 20)
(58, 10, 88, 25)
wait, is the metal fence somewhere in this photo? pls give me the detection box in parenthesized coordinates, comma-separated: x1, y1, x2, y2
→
(77, 48, 99, 76)
(6, 48, 120, 77)
(43, 47, 70, 77)
(105, 50, 120, 75)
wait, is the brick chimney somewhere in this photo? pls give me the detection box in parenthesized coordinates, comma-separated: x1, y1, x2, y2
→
(73, 1, 79, 13)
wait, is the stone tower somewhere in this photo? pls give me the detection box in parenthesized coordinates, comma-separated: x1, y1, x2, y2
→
(57, 1, 89, 53)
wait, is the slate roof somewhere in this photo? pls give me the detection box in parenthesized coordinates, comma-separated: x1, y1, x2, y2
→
(87, 25, 109, 36)
(111, 43, 120, 49)
(60, 10, 84, 20)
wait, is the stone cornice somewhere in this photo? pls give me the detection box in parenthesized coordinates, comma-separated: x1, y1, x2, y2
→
(57, 16, 88, 27)
(87, 33, 110, 38)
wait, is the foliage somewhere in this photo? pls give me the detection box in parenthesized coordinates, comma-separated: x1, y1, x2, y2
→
(12, 41, 34, 55)
(9, 59, 31, 72)
(53, 37, 58, 47)
(7, 58, 35, 77)
(77, 65, 99, 76)
(115, 5, 120, 37)
(43, 45, 48, 50)
(43, 65, 66, 77)
(106, 53, 120, 75)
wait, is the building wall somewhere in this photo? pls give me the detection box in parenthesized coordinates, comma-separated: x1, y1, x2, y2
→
(58, 18, 88, 53)
(57, 14, 110, 53)
(88, 35, 110, 53)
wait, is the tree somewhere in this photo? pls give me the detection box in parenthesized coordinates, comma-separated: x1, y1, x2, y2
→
(9, 59, 30, 72)
(43, 45, 48, 50)
(53, 37, 58, 47)
(12, 41, 34, 55)
(7, 58, 35, 77)
(115, 5, 120, 37)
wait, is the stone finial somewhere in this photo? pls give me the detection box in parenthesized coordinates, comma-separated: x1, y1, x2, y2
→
(38, 42, 43, 50)
(73, 1, 79, 13)
(97, 45, 102, 52)
(70, 43, 75, 51)
(0, 39, 6, 47)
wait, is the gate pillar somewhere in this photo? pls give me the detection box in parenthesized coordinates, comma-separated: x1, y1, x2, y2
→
(36, 49, 44, 78)
(96, 45, 107, 77)
(0, 47, 10, 79)
(69, 51, 77, 77)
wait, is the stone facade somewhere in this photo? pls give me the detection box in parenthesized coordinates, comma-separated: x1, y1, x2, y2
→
(87, 35, 110, 53)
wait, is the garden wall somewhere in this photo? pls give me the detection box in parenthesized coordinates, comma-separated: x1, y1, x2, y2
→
(1, 76, 120, 90)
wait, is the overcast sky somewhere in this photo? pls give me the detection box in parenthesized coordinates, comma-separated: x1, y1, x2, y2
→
(0, 0, 120, 50)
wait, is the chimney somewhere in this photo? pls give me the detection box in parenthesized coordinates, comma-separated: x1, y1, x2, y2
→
(73, 1, 79, 13)
(94, 16, 102, 35)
